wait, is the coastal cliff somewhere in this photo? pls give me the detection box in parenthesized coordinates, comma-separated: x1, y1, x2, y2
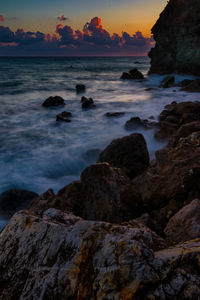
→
(149, 0, 200, 75)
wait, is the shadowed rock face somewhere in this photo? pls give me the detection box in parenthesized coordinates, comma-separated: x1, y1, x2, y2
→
(149, 0, 200, 75)
(0, 209, 200, 300)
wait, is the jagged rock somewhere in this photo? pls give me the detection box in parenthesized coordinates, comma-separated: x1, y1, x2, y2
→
(105, 112, 125, 117)
(81, 96, 95, 109)
(42, 96, 65, 107)
(0, 209, 199, 299)
(164, 199, 200, 243)
(76, 84, 86, 93)
(159, 76, 175, 88)
(0, 189, 38, 218)
(125, 117, 157, 130)
(56, 111, 72, 122)
(181, 78, 200, 92)
(155, 101, 200, 139)
(149, 0, 200, 75)
(30, 163, 143, 223)
(120, 68, 144, 80)
(98, 133, 149, 179)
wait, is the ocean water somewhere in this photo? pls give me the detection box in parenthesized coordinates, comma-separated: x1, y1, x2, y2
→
(0, 56, 199, 227)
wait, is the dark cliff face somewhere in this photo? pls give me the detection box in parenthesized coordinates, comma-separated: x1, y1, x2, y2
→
(149, 0, 200, 75)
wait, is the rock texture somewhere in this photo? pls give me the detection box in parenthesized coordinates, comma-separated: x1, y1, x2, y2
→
(149, 0, 200, 75)
(0, 209, 200, 300)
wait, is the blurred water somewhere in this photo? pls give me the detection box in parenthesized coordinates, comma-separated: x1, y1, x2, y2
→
(0, 56, 199, 202)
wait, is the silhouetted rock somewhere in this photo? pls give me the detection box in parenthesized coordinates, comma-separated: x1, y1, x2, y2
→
(159, 76, 175, 88)
(76, 84, 85, 93)
(56, 111, 72, 122)
(0, 189, 38, 217)
(98, 133, 149, 179)
(181, 78, 200, 92)
(120, 68, 144, 80)
(81, 96, 95, 109)
(149, 0, 200, 75)
(125, 117, 157, 130)
(105, 112, 125, 117)
(42, 96, 65, 107)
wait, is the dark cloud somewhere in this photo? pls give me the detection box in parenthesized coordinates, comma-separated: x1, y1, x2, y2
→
(0, 15, 4, 22)
(0, 17, 154, 56)
(57, 15, 68, 22)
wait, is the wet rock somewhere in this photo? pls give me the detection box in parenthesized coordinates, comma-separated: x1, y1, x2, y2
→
(164, 199, 200, 243)
(42, 96, 65, 107)
(181, 78, 200, 92)
(105, 112, 125, 117)
(81, 96, 95, 109)
(120, 68, 144, 80)
(56, 111, 72, 122)
(0, 209, 199, 299)
(76, 84, 85, 93)
(0, 189, 38, 218)
(125, 117, 157, 130)
(159, 76, 175, 88)
(98, 133, 149, 179)
(82, 148, 101, 163)
(178, 79, 194, 87)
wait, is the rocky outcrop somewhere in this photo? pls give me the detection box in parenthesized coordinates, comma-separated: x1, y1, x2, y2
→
(98, 134, 150, 179)
(0, 209, 200, 300)
(120, 68, 144, 80)
(149, 0, 200, 75)
(42, 96, 65, 107)
(159, 76, 175, 88)
(125, 117, 157, 131)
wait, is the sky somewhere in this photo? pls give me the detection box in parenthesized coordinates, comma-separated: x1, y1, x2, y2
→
(0, 0, 167, 56)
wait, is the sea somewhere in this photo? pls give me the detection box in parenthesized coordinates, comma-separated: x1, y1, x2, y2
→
(0, 56, 199, 228)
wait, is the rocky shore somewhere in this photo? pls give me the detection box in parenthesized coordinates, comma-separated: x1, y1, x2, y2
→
(1, 100, 200, 299)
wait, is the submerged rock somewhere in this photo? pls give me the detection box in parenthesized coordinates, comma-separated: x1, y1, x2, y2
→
(81, 96, 95, 109)
(125, 117, 157, 130)
(42, 96, 65, 107)
(98, 133, 149, 179)
(105, 112, 125, 117)
(0, 189, 38, 218)
(56, 111, 72, 122)
(0, 209, 199, 299)
(76, 84, 86, 93)
(120, 68, 144, 80)
(149, 0, 200, 75)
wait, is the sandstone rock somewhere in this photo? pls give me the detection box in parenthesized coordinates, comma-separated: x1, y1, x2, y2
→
(181, 78, 200, 92)
(159, 76, 175, 88)
(76, 84, 86, 93)
(0, 189, 38, 218)
(81, 96, 95, 109)
(56, 111, 72, 122)
(0, 209, 199, 299)
(164, 199, 200, 243)
(42, 96, 65, 107)
(125, 117, 157, 131)
(149, 0, 200, 75)
(98, 133, 150, 179)
(105, 112, 125, 117)
(120, 68, 144, 80)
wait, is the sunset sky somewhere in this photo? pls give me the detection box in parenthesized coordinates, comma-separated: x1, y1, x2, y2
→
(0, 0, 167, 56)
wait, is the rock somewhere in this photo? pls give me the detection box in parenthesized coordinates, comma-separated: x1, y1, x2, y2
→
(125, 117, 157, 130)
(164, 199, 200, 243)
(178, 79, 194, 87)
(159, 76, 175, 88)
(81, 96, 95, 109)
(0, 189, 38, 218)
(105, 112, 125, 117)
(98, 133, 149, 179)
(42, 96, 65, 107)
(0, 209, 199, 299)
(76, 84, 86, 93)
(120, 68, 144, 80)
(181, 78, 200, 92)
(155, 101, 200, 139)
(30, 163, 143, 223)
(82, 148, 101, 163)
(149, 0, 200, 75)
(56, 111, 72, 122)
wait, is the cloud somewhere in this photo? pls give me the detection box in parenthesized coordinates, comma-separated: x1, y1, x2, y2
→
(57, 15, 68, 22)
(0, 17, 154, 56)
(0, 15, 4, 22)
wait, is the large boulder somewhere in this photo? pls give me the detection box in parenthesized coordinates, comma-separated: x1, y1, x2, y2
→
(164, 199, 200, 243)
(42, 96, 65, 107)
(98, 134, 149, 179)
(0, 189, 38, 218)
(30, 163, 143, 223)
(149, 0, 200, 75)
(0, 209, 199, 299)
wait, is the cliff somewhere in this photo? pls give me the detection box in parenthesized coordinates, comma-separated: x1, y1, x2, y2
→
(149, 0, 200, 75)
